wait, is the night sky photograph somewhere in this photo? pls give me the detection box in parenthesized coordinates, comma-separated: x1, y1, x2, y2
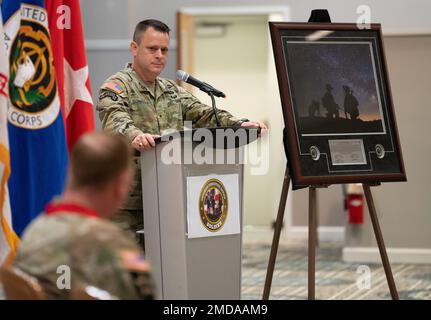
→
(284, 40, 386, 135)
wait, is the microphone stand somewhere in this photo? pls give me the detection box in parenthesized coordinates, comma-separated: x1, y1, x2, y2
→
(208, 91, 221, 127)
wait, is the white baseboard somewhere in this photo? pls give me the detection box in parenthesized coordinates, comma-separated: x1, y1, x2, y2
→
(287, 226, 345, 242)
(243, 225, 287, 242)
(342, 247, 431, 264)
(243, 225, 345, 243)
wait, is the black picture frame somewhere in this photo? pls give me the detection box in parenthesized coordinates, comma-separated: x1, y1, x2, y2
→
(269, 22, 406, 187)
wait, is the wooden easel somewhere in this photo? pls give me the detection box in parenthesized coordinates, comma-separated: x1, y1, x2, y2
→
(263, 9, 400, 300)
(262, 166, 399, 300)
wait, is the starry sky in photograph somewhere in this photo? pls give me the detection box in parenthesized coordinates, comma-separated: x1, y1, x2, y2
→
(285, 41, 383, 122)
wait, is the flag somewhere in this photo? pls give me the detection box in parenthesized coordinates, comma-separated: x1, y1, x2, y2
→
(0, 6, 19, 265)
(46, 0, 94, 151)
(1, 0, 68, 236)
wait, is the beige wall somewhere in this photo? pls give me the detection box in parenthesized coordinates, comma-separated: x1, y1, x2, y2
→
(192, 15, 286, 226)
(291, 36, 431, 249)
(291, 185, 346, 227)
(193, 25, 431, 248)
(83, 1, 431, 246)
(344, 36, 431, 248)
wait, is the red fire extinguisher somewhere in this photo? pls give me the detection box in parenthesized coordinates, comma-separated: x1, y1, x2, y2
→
(347, 184, 364, 224)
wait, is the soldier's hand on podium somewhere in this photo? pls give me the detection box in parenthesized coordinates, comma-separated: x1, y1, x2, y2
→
(132, 133, 161, 151)
(240, 120, 268, 136)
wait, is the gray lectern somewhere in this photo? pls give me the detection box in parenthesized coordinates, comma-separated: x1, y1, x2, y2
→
(140, 128, 257, 299)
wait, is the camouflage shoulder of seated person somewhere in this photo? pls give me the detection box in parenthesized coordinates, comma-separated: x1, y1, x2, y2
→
(14, 213, 155, 299)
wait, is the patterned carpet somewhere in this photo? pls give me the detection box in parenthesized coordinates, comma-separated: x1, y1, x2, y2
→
(242, 237, 431, 300)
(2, 232, 431, 300)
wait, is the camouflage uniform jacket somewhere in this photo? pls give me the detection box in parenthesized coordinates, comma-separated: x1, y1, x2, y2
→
(14, 203, 155, 299)
(96, 63, 240, 210)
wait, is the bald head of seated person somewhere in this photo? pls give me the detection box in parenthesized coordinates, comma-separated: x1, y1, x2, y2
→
(12, 132, 155, 299)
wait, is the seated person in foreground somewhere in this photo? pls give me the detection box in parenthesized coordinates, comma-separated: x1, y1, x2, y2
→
(13, 132, 155, 299)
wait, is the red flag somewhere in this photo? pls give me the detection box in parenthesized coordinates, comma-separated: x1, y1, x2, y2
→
(46, 0, 94, 151)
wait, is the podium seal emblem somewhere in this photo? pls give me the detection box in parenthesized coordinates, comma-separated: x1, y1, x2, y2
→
(199, 178, 228, 232)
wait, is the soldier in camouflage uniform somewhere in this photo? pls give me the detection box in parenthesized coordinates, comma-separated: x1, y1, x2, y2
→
(96, 19, 267, 235)
(13, 133, 155, 299)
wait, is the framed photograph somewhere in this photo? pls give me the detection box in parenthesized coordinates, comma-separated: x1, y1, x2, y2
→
(269, 22, 406, 187)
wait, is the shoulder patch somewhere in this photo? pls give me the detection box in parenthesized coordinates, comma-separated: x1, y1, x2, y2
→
(100, 90, 119, 102)
(102, 81, 124, 94)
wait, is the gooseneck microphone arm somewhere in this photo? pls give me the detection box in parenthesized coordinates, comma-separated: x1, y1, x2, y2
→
(209, 92, 221, 127)
(177, 70, 224, 127)
(176, 70, 226, 98)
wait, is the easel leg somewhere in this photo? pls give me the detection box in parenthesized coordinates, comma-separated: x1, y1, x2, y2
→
(262, 167, 290, 300)
(315, 189, 319, 248)
(308, 187, 317, 300)
(363, 184, 399, 300)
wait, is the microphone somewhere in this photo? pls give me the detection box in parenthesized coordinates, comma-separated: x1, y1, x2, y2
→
(176, 70, 226, 98)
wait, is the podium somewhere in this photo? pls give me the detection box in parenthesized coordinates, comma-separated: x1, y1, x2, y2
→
(140, 127, 257, 299)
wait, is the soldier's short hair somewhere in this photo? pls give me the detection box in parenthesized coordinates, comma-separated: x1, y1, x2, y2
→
(133, 19, 170, 44)
(69, 133, 133, 189)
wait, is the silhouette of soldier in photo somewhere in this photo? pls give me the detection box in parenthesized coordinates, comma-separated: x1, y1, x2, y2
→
(343, 85, 360, 120)
(321, 84, 339, 119)
(308, 99, 320, 117)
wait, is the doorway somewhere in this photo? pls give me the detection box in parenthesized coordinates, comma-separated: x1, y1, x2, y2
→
(177, 7, 290, 228)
